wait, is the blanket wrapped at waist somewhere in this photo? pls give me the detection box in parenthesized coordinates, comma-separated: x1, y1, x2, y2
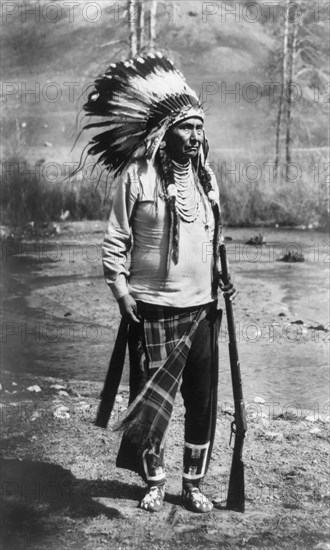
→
(114, 301, 219, 464)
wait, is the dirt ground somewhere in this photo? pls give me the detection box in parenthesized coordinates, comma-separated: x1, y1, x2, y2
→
(1, 370, 329, 550)
(1, 222, 329, 550)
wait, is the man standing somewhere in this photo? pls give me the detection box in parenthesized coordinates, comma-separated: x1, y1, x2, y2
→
(82, 53, 236, 513)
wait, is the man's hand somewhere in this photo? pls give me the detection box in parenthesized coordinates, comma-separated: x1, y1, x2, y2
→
(218, 273, 238, 302)
(117, 294, 141, 323)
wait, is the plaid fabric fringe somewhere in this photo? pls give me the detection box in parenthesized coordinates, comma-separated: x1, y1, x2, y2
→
(114, 304, 209, 452)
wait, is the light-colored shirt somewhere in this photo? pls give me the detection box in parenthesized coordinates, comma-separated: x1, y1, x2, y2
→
(102, 159, 219, 308)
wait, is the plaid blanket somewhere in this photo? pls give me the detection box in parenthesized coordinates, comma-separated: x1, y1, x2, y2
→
(114, 303, 210, 453)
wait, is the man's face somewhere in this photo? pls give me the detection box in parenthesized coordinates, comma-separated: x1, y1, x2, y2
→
(166, 117, 204, 162)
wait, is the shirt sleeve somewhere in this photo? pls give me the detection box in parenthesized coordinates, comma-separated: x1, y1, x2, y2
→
(102, 165, 139, 301)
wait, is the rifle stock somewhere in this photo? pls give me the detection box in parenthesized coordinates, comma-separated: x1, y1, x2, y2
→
(219, 243, 247, 512)
(95, 318, 128, 428)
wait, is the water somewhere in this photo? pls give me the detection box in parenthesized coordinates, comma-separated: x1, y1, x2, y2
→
(218, 227, 329, 411)
(1, 227, 329, 411)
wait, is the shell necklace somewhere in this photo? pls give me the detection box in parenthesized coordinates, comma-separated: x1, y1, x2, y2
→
(171, 159, 200, 223)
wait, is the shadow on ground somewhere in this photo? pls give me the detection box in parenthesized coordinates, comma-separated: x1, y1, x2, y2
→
(1, 458, 143, 548)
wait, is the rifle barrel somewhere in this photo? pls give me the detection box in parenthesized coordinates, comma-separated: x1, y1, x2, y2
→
(219, 243, 247, 512)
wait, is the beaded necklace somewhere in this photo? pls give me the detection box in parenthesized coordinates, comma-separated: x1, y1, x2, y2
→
(171, 159, 201, 223)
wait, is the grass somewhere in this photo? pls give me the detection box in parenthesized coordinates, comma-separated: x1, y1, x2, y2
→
(211, 148, 329, 228)
(0, 156, 113, 231)
(1, 147, 329, 232)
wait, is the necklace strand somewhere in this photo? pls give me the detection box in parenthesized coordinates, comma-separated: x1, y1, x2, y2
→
(171, 161, 200, 223)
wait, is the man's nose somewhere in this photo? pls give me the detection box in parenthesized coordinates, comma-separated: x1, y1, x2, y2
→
(190, 129, 198, 141)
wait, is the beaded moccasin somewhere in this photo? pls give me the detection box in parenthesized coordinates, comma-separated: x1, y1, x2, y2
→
(139, 485, 165, 512)
(182, 487, 213, 513)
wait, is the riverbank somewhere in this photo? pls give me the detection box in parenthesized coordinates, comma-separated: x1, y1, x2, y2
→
(1, 368, 329, 550)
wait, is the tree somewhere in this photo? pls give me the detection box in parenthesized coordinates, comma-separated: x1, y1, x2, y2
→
(128, 0, 137, 57)
(149, 1, 158, 50)
(274, 0, 298, 179)
(137, 1, 145, 52)
(127, 1, 159, 56)
(272, 0, 329, 178)
(284, 18, 297, 167)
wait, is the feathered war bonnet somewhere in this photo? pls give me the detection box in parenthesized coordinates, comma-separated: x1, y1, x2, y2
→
(82, 51, 206, 175)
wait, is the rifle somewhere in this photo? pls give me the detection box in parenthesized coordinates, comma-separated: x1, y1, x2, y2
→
(95, 318, 128, 428)
(219, 243, 247, 512)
